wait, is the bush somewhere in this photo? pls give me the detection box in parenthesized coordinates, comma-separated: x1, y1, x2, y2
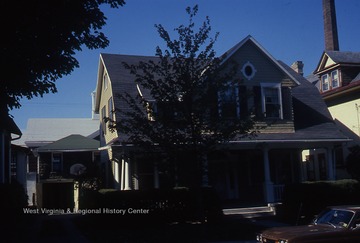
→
(279, 179, 360, 224)
(79, 187, 223, 224)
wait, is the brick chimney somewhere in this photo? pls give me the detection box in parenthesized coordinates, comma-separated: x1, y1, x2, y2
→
(291, 61, 304, 76)
(323, 0, 339, 51)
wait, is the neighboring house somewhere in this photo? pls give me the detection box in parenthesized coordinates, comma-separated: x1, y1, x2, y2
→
(313, 51, 360, 137)
(0, 114, 22, 184)
(309, 51, 360, 179)
(34, 134, 99, 210)
(13, 114, 100, 205)
(35, 134, 100, 180)
(305, 0, 360, 179)
(94, 35, 349, 204)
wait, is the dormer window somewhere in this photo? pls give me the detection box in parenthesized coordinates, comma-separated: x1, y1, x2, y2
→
(321, 69, 339, 92)
(321, 74, 329, 92)
(331, 70, 339, 88)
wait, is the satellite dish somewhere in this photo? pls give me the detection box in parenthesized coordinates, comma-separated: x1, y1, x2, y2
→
(70, 163, 87, 175)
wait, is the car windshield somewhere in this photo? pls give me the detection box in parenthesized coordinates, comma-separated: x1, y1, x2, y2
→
(315, 209, 355, 228)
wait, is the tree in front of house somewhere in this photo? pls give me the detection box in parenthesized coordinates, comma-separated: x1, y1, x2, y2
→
(113, 5, 255, 188)
(1, 0, 125, 115)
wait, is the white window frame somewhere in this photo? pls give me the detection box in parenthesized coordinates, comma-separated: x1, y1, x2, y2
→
(260, 83, 283, 119)
(101, 105, 107, 135)
(108, 97, 115, 122)
(331, 70, 339, 89)
(218, 81, 240, 119)
(322, 74, 329, 92)
(103, 72, 109, 90)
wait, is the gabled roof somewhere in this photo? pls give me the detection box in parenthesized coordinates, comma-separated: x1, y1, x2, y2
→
(36, 134, 99, 152)
(95, 54, 159, 112)
(314, 51, 360, 73)
(96, 36, 349, 145)
(221, 35, 300, 85)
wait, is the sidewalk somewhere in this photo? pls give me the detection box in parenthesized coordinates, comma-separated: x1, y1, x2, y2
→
(6, 213, 89, 243)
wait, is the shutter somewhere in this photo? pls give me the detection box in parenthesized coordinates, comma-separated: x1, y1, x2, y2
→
(281, 87, 292, 120)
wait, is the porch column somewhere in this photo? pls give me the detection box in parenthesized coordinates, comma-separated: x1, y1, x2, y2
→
(327, 147, 335, 180)
(262, 146, 274, 203)
(154, 161, 160, 189)
(122, 155, 131, 190)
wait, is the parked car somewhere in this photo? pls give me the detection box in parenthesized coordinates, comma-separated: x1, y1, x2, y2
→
(256, 205, 360, 243)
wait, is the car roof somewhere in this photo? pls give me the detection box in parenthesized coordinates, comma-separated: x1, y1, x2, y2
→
(327, 205, 360, 212)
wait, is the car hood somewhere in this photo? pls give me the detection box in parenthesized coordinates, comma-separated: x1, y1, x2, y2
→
(261, 224, 342, 240)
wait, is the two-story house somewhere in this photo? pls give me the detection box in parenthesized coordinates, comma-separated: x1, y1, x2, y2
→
(94, 35, 349, 205)
(307, 0, 360, 179)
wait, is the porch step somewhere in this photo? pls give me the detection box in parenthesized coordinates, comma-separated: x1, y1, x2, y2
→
(222, 205, 276, 218)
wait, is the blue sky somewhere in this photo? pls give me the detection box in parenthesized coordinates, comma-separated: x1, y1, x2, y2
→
(10, 0, 360, 130)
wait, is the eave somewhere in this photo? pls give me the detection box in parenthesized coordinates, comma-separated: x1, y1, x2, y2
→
(322, 79, 360, 100)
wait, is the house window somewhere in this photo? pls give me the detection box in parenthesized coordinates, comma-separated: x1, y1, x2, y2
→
(331, 70, 339, 89)
(101, 105, 107, 135)
(261, 83, 282, 119)
(52, 153, 62, 172)
(218, 81, 240, 118)
(103, 72, 109, 90)
(241, 61, 257, 80)
(321, 74, 329, 91)
(108, 97, 115, 122)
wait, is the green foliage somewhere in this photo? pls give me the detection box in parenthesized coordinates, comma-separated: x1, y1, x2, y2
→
(1, 0, 125, 111)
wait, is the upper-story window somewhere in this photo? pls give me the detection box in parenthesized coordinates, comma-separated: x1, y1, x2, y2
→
(108, 97, 115, 122)
(321, 69, 339, 92)
(218, 81, 240, 119)
(101, 105, 107, 135)
(331, 70, 339, 89)
(103, 72, 109, 90)
(321, 74, 329, 92)
(261, 83, 282, 119)
(52, 153, 62, 173)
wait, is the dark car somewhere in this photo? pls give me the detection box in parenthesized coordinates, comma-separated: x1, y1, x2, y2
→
(256, 206, 360, 243)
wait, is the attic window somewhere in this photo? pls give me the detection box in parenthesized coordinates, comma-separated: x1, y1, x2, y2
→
(241, 61, 256, 80)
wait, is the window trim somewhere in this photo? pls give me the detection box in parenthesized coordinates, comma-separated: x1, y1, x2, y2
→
(103, 72, 109, 91)
(260, 83, 283, 119)
(331, 70, 339, 89)
(241, 61, 257, 80)
(101, 105, 107, 136)
(321, 74, 329, 92)
(108, 97, 115, 122)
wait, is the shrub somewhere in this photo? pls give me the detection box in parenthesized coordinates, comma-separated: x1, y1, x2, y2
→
(79, 187, 222, 224)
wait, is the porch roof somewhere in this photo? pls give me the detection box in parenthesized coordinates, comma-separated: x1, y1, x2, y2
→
(36, 134, 99, 152)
